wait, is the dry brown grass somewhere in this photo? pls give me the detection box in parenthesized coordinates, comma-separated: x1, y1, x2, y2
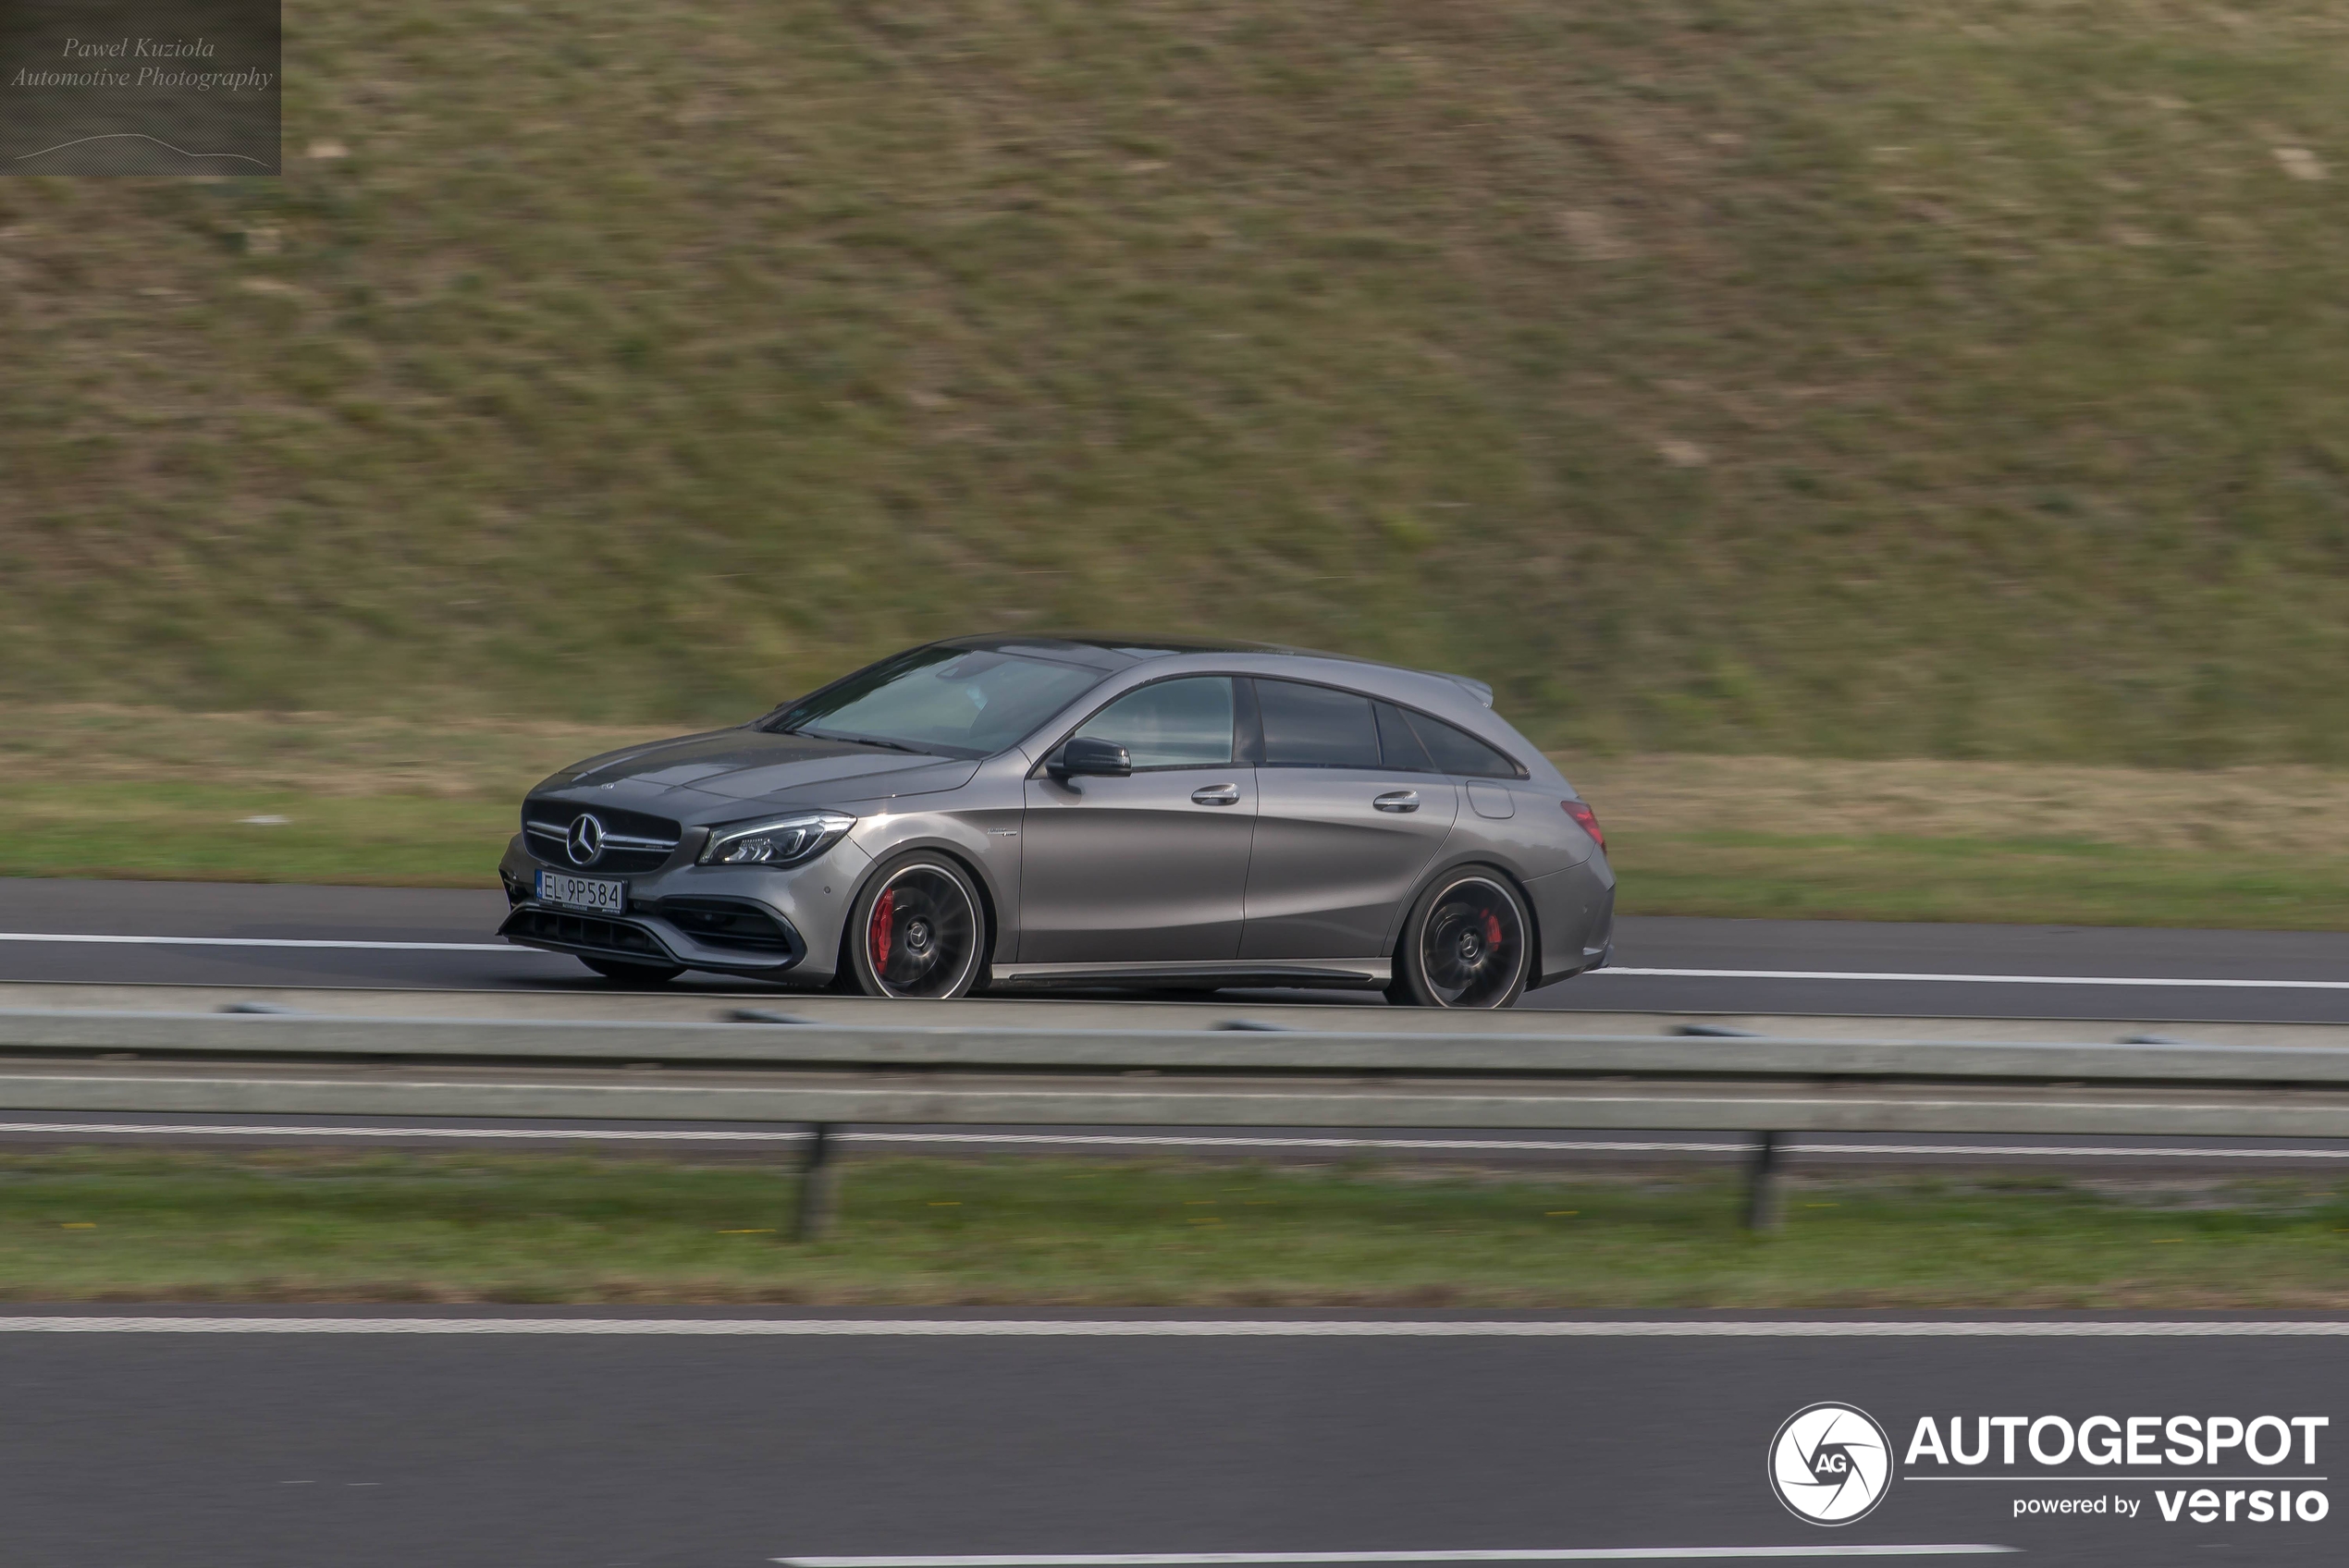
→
(1561, 752, 2349, 860)
(17, 707, 2349, 921)
(14, 703, 2349, 855)
(0, 704, 671, 799)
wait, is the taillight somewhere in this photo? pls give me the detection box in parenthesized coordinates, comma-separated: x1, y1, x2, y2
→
(1562, 799, 1605, 852)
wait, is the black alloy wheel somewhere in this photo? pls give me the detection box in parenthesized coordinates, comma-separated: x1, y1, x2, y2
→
(1389, 871, 1531, 1010)
(846, 852, 988, 999)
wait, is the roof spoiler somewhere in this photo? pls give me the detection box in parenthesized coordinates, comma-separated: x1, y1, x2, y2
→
(1427, 670, 1494, 707)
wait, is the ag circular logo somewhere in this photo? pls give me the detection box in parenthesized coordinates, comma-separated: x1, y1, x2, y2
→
(1768, 1403, 1893, 1525)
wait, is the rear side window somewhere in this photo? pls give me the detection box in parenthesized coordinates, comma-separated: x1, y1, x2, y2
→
(1373, 702, 1435, 771)
(1073, 677, 1236, 768)
(1256, 680, 1382, 768)
(1403, 708, 1521, 778)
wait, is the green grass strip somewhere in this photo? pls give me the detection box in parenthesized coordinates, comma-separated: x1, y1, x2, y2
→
(2, 1151, 2346, 1308)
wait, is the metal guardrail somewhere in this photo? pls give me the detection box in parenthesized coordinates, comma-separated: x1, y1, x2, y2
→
(0, 1009, 2343, 1235)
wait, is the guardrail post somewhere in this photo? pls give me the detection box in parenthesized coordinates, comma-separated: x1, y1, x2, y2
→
(793, 1122, 838, 1242)
(1744, 1132, 1782, 1232)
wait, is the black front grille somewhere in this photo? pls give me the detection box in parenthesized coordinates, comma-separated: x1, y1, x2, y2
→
(646, 897, 799, 956)
(521, 799, 683, 874)
(499, 907, 672, 960)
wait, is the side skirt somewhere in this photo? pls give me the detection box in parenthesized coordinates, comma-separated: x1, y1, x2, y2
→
(989, 958, 1390, 990)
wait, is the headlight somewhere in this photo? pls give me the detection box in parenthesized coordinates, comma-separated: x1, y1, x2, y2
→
(697, 810, 856, 867)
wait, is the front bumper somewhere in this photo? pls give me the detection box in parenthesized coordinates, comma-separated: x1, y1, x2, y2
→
(498, 900, 807, 974)
(497, 834, 866, 979)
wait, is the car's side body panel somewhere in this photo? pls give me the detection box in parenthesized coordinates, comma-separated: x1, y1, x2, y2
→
(1017, 767, 1257, 963)
(1241, 769, 1457, 959)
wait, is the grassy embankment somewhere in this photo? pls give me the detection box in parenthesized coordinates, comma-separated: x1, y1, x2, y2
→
(8, 1, 2349, 766)
(11, 705, 2349, 928)
(0, 1150, 2343, 1307)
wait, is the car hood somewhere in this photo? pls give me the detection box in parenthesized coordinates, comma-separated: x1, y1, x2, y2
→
(537, 728, 978, 811)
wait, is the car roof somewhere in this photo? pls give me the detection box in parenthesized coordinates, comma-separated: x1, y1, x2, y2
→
(939, 632, 1280, 663)
(938, 632, 1494, 706)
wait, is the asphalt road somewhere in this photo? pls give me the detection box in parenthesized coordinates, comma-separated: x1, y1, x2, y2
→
(0, 1312, 2338, 1567)
(6, 877, 2349, 1023)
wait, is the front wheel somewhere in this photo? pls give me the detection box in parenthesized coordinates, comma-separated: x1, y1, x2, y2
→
(1389, 870, 1531, 1010)
(844, 851, 990, 999)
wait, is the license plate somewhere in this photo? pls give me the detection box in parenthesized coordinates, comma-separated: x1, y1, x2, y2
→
(535, 869, 626, 913)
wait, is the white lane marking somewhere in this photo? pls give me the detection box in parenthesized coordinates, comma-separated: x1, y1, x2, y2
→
(818, 1133, 2349, 1159)
(778, 1550, 2015, 1564)
(0, 1318, 2339, 1336)
(1597, 966, 2349, 990)
(0, 933, 527, 953)
(1907, 1476, 2324, 1483)
(0, 1122, 825, 1142)
(1, 1125, 2346, 1160)
(1789, 1142, 2349, 1158)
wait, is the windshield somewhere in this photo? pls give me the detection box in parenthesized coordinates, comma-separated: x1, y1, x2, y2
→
(765, 646, 1108, 759)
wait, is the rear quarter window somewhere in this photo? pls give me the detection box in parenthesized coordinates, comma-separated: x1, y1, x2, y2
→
(1402, 708, 1523, 778)
(1373, 702, 1435, 771)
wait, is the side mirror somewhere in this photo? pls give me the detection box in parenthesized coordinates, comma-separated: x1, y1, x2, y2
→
(1049, 737, 1132, 780)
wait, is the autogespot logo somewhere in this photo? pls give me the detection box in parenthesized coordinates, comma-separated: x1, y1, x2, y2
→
(1770, 1403, 1894, 1525)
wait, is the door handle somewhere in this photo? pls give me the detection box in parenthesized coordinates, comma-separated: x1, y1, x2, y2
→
(1373, 790, 1420, 813)
(1190, 783, 1241, 806)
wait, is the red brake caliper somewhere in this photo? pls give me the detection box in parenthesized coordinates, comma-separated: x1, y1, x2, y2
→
(869, 888, 895, 970)
(1482, 910, 1504, 951)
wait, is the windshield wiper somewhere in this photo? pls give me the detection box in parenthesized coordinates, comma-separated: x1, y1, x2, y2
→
(797, 729, 934, 756)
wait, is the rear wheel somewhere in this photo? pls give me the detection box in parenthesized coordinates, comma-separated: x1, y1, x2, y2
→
(581, 957, 684, 986)
(845, 852, 989, 999)
(1390, 870, 1531, 1010)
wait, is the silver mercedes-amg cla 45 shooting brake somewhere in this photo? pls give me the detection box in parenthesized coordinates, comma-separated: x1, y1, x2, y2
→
(498, 636, 1615, 1008)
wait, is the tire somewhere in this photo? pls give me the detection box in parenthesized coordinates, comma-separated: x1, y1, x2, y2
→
(582, 957, 684, 986)
(844, 851, 990, 999)
(1390, 869, 1532, 1010)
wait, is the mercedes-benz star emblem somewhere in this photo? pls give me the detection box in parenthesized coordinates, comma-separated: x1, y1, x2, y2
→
(566, 813, 607, 867)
